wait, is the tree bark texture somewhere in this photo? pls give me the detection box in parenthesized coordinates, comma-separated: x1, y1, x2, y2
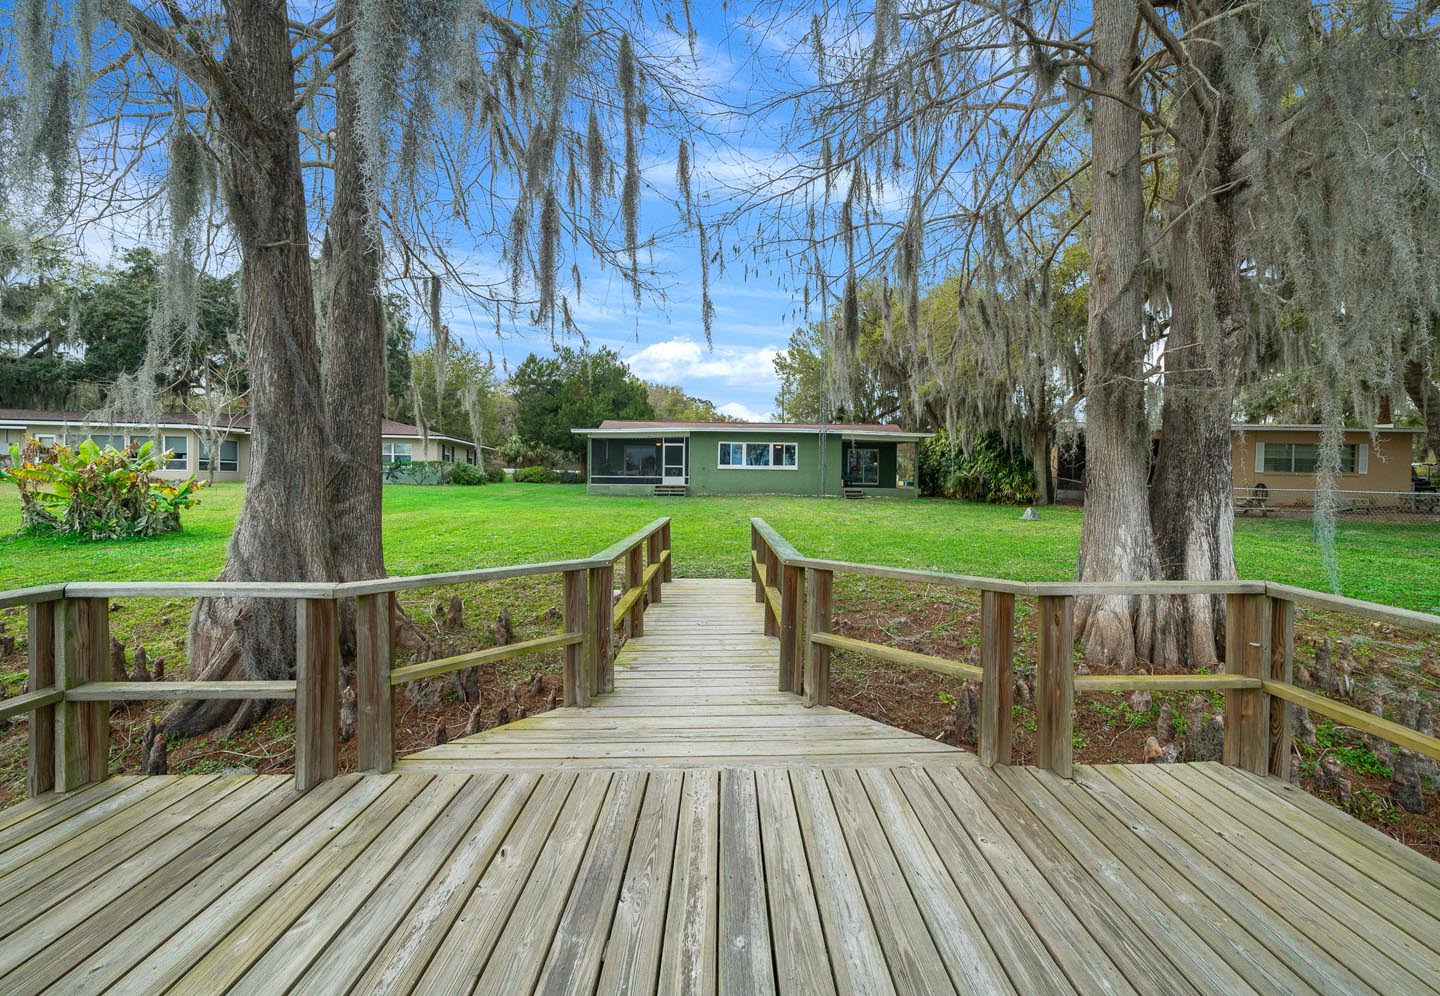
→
(1148, 0, 1248, 666)
(1403, 358, 1440, 463)
(323, 0, 387, 585)
(1075, 0, 1173, 670)
(170, 0, 333, 735)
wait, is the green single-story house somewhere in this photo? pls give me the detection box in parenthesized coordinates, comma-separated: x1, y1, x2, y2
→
(573, 420, 931, 497)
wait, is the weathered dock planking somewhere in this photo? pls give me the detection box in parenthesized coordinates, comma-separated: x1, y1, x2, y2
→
(1, 577, 1437, 993)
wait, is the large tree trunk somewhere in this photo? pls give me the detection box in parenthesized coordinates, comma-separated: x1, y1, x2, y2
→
(1075, 0, 1175, 670)
(1147, 0, 1248, 666)
(1403, 358, 1440, 463)
(168, 1, 334, 735)
(323, 0, 387, 584)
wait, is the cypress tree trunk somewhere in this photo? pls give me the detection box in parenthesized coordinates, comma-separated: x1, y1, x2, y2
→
(1403, 357, 1440, 464)
(1148, 0, 1247, 666)
(1074, 0, 1176, 669)
(323, 0, 387, 584)
(167, 0, 334, 734)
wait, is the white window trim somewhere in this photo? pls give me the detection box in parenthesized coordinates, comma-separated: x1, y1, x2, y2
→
(162, 434, 189, 470)
(382, 441, 414, 464)
(716, 440, 799, 470)
(1257, 441, 1362, 475)
(201, 439, 240, 473)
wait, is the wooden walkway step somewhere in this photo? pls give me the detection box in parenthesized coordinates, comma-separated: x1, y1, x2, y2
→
(401, 578, 967, 771)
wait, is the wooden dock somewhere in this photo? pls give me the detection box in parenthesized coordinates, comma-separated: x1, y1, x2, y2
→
(3, 576, 1439, 994)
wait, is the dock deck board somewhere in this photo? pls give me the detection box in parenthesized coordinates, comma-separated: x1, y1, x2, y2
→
(0, 578, 1436, 994)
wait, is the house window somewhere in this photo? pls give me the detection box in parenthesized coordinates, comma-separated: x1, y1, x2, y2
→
(126, 434, 188, 469)
(466, 449, 477, 465)
(163, 435, 188, 470)
(718, 441, 798, 469)
(624, 444, 659, 477)
(33, 433, 57, 447)
(1262, 442, 1358, 474)
(200, 439, 239, 472)
(847, 447, 880, 485)
(382, 441, 413, 464)
(83, 433, 126, 451)
(441, 444, 455, 462)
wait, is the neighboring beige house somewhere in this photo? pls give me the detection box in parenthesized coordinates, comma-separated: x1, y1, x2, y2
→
(1231, 424, 1424, 505)
(0, 409, 480, 482)
(1054, 423, 1427, 507)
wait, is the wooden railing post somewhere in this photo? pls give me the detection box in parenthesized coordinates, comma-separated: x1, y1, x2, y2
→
(589, 564, 613, 696)
(355, 593, 393, 773)
(979, 590, 1015, 767)
(803, 568, 832, 707)
(54, 597, 109, 792)
(27, 600, 56, 796)
(1035, 595, 1075, 778)
(295, 598, 340, 791)
(1224, 593, 1271, 775)
(779, 563, 801, 693)
(564, 568, 590, 708)
(763, 544, 780, 638)
(751, 525, 764, 604)
(1268, 596, 1295, 778)
(646, 531, 663, 605)
(660, 521, 673, 582)
(627, 543, 645, 637)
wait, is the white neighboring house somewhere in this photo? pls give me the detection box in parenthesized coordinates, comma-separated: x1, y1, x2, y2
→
(0, 408, 481, 481)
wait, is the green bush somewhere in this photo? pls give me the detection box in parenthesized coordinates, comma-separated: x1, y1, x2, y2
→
(447, 461, 486, 486)
(382, 461, 445, 485)
(513, 465, 558, 484)
(918, 429, 1036, 504)
(2, 436, 205, 540)
(484, 463, 506, 483)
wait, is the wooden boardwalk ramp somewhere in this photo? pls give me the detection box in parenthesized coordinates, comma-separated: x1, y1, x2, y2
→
(1, 578, 1437, 993)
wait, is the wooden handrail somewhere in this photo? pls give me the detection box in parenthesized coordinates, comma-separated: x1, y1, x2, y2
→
(591, 517, 671, 564)
(810, 632, 982, 681)
(0, 687, 63, 722)
(390, 632, 584, 685)
(1264, 681, 1440, 762)
(64, 680, 298, 701)
(751, 516, 1440, 781)
(2, 519, 676, 798)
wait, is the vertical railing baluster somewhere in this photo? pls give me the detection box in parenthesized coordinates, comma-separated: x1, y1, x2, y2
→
(295, 597, 340, 791)
(1035, 595, 1075, 778)
(979, 590, 1015, 767)
(779, 562, 801, 693)
(564, 568, 589, 708)
(803, 568, 832, 707)
(355, 592, 393, 773)
(627, 543, 645, 637)
(27, 600, 56, 796)
(1224, 593, 1271, 775)
(1268, 596, 1295, 778)
(646, 531, 663, 605)
(55, 597, 109, 792)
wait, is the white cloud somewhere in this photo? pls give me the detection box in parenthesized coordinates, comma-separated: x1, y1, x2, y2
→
(625, 336, 781, 387)
(719, 401, 773, 422)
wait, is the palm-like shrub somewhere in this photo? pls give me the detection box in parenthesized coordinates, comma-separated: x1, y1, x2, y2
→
(2, 436, 205, 540)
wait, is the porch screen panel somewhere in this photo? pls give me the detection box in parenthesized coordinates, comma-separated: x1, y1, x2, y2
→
(590, 438, 663, 483)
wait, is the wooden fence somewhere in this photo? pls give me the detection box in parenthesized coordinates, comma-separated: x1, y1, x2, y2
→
(750, 517, 1440, 779)
(0, 518, 672, 794)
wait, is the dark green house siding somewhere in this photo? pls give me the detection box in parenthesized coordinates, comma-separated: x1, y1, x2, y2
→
(585, 430, 917, 497)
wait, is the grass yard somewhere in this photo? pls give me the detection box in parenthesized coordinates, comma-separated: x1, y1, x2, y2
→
(3, 481, 1438, 609)
(1, 481, 1437, 851)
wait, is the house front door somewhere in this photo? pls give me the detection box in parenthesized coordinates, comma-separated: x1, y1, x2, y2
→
(662, 441, 686, 485)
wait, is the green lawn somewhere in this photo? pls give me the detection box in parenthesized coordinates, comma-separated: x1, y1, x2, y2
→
(3, 482, 1439, 611)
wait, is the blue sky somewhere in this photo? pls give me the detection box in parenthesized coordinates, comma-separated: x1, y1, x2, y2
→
(43, 4, 819, 421)
(437, 7, 814, 422)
